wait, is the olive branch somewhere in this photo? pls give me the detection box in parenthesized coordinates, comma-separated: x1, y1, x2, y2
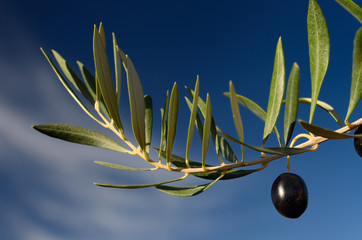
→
(33, 0, 362, 197)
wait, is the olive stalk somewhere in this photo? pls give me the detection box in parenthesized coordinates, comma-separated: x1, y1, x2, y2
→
(101, 106, 362, 173)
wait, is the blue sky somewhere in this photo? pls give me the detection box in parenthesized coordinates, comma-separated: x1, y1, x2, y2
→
(1, 0, 362, 239)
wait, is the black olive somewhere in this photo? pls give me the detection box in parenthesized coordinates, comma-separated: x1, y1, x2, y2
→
(271, 173, 308, 219)
(354, 125, 362, 157)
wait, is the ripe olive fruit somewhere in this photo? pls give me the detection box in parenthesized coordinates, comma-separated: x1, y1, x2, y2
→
(354, 125, 362, 157)
(271, 173, 308, 219)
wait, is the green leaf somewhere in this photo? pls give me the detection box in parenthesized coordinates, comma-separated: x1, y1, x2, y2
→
(77, 61, 96, 100)
(335, 0, 362, 23)
(113, 33, 123, 106)
(299, 120, 362, 139)
(159, 91, 169, 156)
(223, 92, 283, 146)
(229, 81, 245, 161)
(40, 48, 97, 120)
(157, 150, 258, 180)
(284, 63, 300, 147)
(33, 124, 129, 153)
(124, 55, 146, 149)
(155, 185, 208, 197)
(77, 61, 111, 121)
(51, 50, 95, 106)
(202, 94, 212, 168)
(98, 23, 106, 47)
(308, 0, 330, 123)
(185, 88, 238, 163)
(185, 76, 200, 166)
(144, 95, 153, 154)
(93, 25, 123, 130)
(94, 161, 154, 171)
(296, 98, 343, 127)
(166, 83, 179, 166)
(345, 27, 362, 124)
(156, 173, 224, 197)
(95, 176, 186, 189)
(263, 37, 286, 144)
(217, 128, 311, 156)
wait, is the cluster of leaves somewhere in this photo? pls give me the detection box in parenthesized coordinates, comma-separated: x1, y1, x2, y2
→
(33, 0, 362, 197)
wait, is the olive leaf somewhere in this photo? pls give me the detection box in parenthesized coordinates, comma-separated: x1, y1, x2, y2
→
(76, 61, 111, 121)
(263, 37, 286, 145)
(202, 94, 212, 168)
(296, 98, 343, 127)
(41, 48, 97, 121)
(229, 81, 245, 161)
(284, 63, 300, 147)
(159, 91, 169, 158)
(77, 61, 96, 100)
(217, 127, 312, 156)
(51, 50, 94, 106)
(308, 0, 330, 123)
(345, 27, 362, 125)
(33, 124, 130, 153)
(185, 76, 200, 166)
(95, 175, 187, 189)
(93, 25, 123, 130)
(94, 161, 155, 171)
(166, 83, 179, 166)
(299, 120, 362, 139)
(144, 95, 153, 154)
(113, 33, 123, 106)
(223, 92, 283, 147)
(156, 182, 216, 197)
(124, 54, 146, 150)
(335, 0, 362, 23)
(156, 173, 225, 197)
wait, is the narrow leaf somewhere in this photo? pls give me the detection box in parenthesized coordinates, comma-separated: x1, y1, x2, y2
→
(95, 175, 187, 189)
(113, 34, 123, 106)
(284, 63, 300, 146)
(345, 27, 362, 124)
(51, 50, 94, 105)
(41, 48, 97, 120)
(185, 76, 200, 166)
(299, 120, 362, 139)
(93, 25, 123, 130)
(335, 0, 362, 23)
(166, 83, 179, 165)
(77, 61, 96, 100)
(308, 0, 330, 123)
(33, 124, 129, 153)
(98, 23, 106, 48)
(229, 81, 245, 161)
(297, 98, 343, 127)
(144, 95, 153, 154)
(202, 94, 212, 168)
(94, 161, 154, 171)
(159, 91, 169, 156)
(217, 127, 312, 156)
(77, 61, 111, 121)
(223, 92, 283, 146)
(156, 184, 209, 197)
(124, 55, 146, 149)
(156, 173, 224, 197)
(263, 37, 286, 144)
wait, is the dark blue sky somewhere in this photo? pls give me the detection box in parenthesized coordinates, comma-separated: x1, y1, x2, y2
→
(1, 0, 362, 239)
